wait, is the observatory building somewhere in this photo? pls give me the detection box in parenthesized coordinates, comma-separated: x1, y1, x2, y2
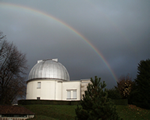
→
(26, 59, 90, 101)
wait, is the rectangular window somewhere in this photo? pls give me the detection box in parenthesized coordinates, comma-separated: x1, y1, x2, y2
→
(66, 89, 77, 100)
(67, 90, 71, 99)
(73, 90, 77, 99)
(37, 82, 41, 89)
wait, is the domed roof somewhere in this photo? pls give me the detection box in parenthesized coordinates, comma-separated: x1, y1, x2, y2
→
(28, 59, 70, 81)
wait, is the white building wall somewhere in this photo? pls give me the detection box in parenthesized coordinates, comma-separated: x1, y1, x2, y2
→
(80, 79, 91, 99)
(56, 81, 62, 100)
(26, 82, 31, 99)
(26, 81, 37, 99)
(40, 80, 55, 100)
(26, 79, 56, 100)
(26, 79, 90, 101)
(62, 81, 81, 100)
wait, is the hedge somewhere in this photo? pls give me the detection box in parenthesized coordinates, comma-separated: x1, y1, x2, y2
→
(18, 99, 128, 105)
(18, 100, 80, 105)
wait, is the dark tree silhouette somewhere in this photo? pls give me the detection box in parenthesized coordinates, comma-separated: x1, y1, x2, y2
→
(133, 59, 150, 109)
(0, 32, 27, 105)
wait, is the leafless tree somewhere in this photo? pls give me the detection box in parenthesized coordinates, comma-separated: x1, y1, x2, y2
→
(116, 74, 134, 99)
(0, 32, 27, 105)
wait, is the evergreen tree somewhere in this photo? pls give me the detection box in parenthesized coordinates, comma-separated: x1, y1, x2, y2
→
(133, 59, 150, 109)
(75, 76, 121, 120)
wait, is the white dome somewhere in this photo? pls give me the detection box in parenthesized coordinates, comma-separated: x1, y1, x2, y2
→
(28, 59, 70, 81)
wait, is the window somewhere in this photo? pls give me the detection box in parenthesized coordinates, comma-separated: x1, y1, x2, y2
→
(73, 90, 77, 99)
(67, 90, 71, 99)
(37, 82, 41, 89)
(66, 89, 77, 99)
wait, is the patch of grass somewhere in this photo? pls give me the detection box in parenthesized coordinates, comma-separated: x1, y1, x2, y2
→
(25, 105, 76, 120)
(24, 104, 150, 120)
(117, 105, 150, 120)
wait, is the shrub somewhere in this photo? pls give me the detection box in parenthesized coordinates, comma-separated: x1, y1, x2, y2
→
(107, 88, 122, 99)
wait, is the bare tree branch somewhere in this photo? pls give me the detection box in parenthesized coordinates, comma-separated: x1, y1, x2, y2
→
(0, 32, 27, 105)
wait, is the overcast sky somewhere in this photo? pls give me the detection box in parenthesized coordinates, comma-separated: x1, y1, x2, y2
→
(0, 0, 150, 88)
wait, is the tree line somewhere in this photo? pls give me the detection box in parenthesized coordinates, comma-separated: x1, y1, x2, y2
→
(75, 59, 150, 119)
(107, 59, 150, 109)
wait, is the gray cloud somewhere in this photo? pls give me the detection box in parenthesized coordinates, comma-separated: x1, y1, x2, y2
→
(0, 0, 150, 88)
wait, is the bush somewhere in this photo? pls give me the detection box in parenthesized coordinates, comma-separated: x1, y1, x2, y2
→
(107, 88, 122, 99)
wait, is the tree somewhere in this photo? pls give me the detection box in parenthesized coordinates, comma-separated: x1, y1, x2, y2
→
(75, 76, 121, 120)
(116, 74, 134, 99)
(0, 32, 27, 105)
(133, 59, 150, 109)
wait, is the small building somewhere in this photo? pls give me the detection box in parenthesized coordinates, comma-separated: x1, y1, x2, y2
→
(26, 59, 91, 101)
(0, 105, 34, 120)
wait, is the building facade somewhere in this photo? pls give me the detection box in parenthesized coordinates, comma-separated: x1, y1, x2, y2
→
(26, 59, 90, 101)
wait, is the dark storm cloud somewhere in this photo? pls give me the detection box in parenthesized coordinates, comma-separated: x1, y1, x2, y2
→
(0, 0, 150, 88)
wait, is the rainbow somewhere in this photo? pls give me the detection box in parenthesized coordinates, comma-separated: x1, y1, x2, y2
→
(0, 2, 118, 82)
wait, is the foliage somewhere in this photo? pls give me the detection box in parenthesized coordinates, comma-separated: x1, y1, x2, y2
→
(112, 99, 128, 105)
(0, 32, 27, 105)
(107, 88, 122, 99)
(132, 59, 150, 109)
(116, 74, 134, 99)
(75, 76, 121, 120)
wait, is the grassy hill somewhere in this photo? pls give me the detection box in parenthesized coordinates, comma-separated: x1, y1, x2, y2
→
(24, 105, 150, 120)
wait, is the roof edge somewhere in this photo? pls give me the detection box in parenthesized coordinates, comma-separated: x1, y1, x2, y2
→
(26, 78, 69, 83)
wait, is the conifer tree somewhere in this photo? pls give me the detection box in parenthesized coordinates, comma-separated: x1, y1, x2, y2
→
(75, 76, 121, 120)
(133, 59, 150, 109)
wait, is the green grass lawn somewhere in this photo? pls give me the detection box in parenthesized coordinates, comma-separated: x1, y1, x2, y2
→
(25, 105, 76, 120)
(24, 105, 150, 120)
(116, 105, 150, 120)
